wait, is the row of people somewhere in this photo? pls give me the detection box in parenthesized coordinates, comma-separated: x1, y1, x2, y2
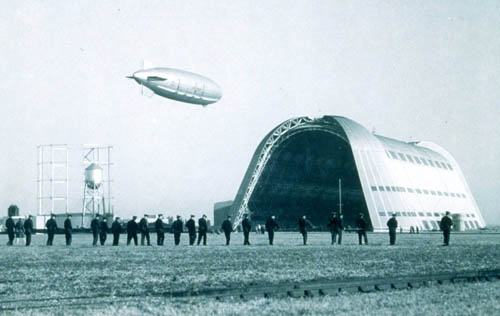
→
(4, 211, 454, 247)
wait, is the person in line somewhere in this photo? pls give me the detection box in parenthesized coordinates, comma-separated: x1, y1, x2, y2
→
(185, 215, 196, 246)
(15, 218, 25, 245)
(298, 215, 314, 245)
(5, 211, 15, 246)
(387, 213, 398, 245)
(440, 211, 453, 246)
(45, 214, 58, 246)
(139, 214, 151, 246)
(221, 215, 233, 246)
(265, 215, 279, 245)
(64, 214, 72, 246)
(242, 214, 252, 245)
(90, 215, 100, 246)
(155, 214, 165, 246)
(172, 215, 184, 246)
(127, 216, 138, 246)
(24, 215, 34, 246)
(356, 213, 368, 245)
(327, 212, 343, 245)
(99, 217, 109, 246)
(111, 217, 122, 246)
(197, 214, 208, 246)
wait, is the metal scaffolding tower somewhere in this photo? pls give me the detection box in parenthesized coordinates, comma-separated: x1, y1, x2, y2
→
(37, 144, 69, 215)
(82, 145, 113, 217)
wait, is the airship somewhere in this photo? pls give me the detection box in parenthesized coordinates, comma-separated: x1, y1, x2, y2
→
(127, 67, 222, 106)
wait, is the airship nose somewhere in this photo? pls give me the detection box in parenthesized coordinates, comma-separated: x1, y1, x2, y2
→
(127, 71, 147, 84)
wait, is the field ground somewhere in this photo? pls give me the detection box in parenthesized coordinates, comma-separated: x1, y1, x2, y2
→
(1, 232, 499, 315)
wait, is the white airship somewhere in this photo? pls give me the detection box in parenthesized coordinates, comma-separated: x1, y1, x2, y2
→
(127, 67, 222, 106)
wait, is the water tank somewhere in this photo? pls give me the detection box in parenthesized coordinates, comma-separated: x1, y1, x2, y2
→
(452, 213, 464, 232)
(85, 163, 103, 189)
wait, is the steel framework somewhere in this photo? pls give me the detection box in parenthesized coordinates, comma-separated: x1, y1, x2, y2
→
(82, 145, 113, 217)
(37, 144, 69, 215)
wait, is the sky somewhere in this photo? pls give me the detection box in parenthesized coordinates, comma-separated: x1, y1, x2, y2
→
(1, 1, 499, 224)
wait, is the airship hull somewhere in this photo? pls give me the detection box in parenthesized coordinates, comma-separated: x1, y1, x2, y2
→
(128, 67, 222, 105)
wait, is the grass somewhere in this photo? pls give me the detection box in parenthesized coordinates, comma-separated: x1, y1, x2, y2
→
(1, 232, 499, 314)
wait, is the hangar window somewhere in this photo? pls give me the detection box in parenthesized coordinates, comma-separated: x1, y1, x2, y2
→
(406, 155, 414, 163)
(385, 151, 391, 158)
(426, 212, 432, 217)
(423, 190, 429, 194)
(398, 153, 407, 161)
(379, 212, 386, 217)
(396, 212, 401, 216)
(389, 151, 398, 159)
(428, 160, 435, 167)
(450, 193, 456, 197)
(463, 194, 467, 198)
(391, 186, 396, 191)
(440, 162, 447, 169)
(431, 221, 439, 230)
(378, 186, 385, 191)
(474, 220, 479, 227)
(471, 214, 475, 218)
(434, 212, 440, 217)
(415, 189, 422, 194)
(371, 186, 377, 191)
(422, 221, 430, 230)
(430, 191, 436, 195)
(444, 192, 449, 196)
(407, 188, 414, 193)
(418, 212, 425, 217)
(466, 214, 470, 217)
(437, 191, 443, 196)
(447, 163, 453, 170)
(402, 212, 408, 216)
(385, 186, 391, 191)
(399, 187, 406, 192)
(464, 221, 470, 229)
(414, 156, 421, 164)
(421, 159, 428, 166)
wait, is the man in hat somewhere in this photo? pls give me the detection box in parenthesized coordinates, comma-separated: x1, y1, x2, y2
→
(265, 215, 279, 245)
(139, 214, 151, 246)
(387, 213, 398, 245)
(45, 214, 58, 246)
(111, 217, 122, 246)
(197, 214, 208, 246)
(24, 215, 34, 246)
(5, 212, 15, 246)
(155, 214, 165, 246)
(298, 215, 314, 245)
(185, 215, 197, 246)
(241, 214, 252, 245)
(356, 213, 368, 245)
(99, 217, 109, 245)
(90, 214, 100, 246)
(440, 211, 453, 246)
(221, 215, 233, 246)
(64, 214, 73, 246)
(127, 216, 138, 246)
(327, 212, 344, 245)
(172, 215, 184, 246)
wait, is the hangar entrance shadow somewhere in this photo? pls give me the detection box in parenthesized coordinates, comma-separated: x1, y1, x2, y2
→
(248, 130, 371, 231)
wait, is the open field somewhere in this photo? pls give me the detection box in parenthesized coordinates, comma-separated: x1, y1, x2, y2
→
(1, 232, 499, 314)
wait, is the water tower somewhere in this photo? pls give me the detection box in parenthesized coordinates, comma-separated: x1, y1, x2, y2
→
(82, 145, 113, 218)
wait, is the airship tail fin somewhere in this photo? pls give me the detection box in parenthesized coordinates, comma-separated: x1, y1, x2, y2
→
(142, 59, 153, 70)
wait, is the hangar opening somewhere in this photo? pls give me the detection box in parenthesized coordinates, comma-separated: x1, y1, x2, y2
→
(248, 130, 371, 230)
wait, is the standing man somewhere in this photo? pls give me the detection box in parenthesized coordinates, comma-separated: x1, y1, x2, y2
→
(185, 215, 196, 246)
(221, 215, 233, 246)
(139, 214, 151, 246)
(327, 212, 343, 245)
(127, 216, 138, 246)
(265, 215, 279, 245)
(155, 214, 165, 246)
(5, 213, 15, 246)
(242, 214, 252, 245)
(45, 214, 58, 246)
(64, 214, 73, 246)
(99, 217, 109, 246)
(172, 215, 183, 246)
(197, 214, 208, 246)
(24, 215, 34, 246)
(111, 217, 122, 246)
(356, 213, 368, 245)
(440, 211, 453, 246)
(298, 215, 314, 245)
(90, 215, 100, 246)
(387, 213, 398, 245)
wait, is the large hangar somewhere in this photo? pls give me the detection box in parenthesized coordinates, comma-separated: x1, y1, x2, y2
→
(229, 116, 485, 232)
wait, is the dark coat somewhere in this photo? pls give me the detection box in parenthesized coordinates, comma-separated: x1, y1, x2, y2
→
(64, 218, 73, 233)
(15, 220, 24, 233)
(172, 219, 183, 234)
(111, 221, 122, 234)
(265, 217, 279, 232)
(356, 217, 367, 231)
(127, 220, 138, 234)
(298, 218, 312, 233)
(242, 218, 252, 233)
(221, 219, 232, 233)
(198, 218, 208, 233)
(46, 218, 58, 233)
(100, 221, 109, 234)
(24, 219, 33, 234)
(139, 218, 149, 233)
(155, 218, 165, 233)
(327, 217, 343, 233)
(185, 219, 196, 233)
(5, 217, 15, 233)
(90, 218, 100, 234)
(440, 216, 453, 232)
(387, 218, 398, 232)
